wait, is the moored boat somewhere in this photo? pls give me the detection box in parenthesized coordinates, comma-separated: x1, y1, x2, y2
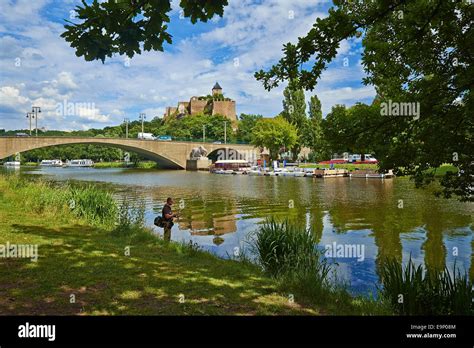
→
(3, 161, 20, 167)
(293, 168, 306, 177)
(248, 166, 264, 176)
(65, 159, 94, 167)
(350, 169, 394, 179)
(40, 159, 63, 167)
(211, 159, 251, 174)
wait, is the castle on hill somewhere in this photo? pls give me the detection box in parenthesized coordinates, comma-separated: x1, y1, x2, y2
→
(163, 82, 237, 123)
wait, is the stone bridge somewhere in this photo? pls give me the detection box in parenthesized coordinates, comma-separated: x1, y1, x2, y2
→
(0, 136, 256, 169)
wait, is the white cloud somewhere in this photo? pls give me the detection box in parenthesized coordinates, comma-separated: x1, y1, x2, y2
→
(0, 0, 374, 131)
(76, 106, 110, 123)
(56, 71, 78, 90)
(0, 86, 30, 109)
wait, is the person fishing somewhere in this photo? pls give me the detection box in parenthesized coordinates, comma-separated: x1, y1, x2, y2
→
(160, 197, 178, 242)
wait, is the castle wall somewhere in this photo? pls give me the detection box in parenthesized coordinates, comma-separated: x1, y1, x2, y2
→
(212, 100, 237, 123)
(164, 107, 177, 119)
(189, 99, 207, 115)
(177, 101, 189, 115)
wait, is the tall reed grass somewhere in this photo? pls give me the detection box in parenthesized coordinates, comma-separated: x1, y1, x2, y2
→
(2, 174, 117, 227)
(112, 199, 146, 236)
(379, 257, 473, 315)
(66, 185, 117, 226)
(251, 219, 332, 298)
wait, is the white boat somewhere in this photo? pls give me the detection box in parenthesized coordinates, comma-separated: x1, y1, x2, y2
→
(303, 168, 316, 177)
(65, 159, 94, 167)
(40, 159, 63, 167)
(293, 168, 306, 177)
(211, 160, 251, 175)
(247, 166, 262, 176)
(3, 161, 20, 167)
(349, 169, 394, 179)
(275, 168, 290, 176)
(214, 169, 234, 174)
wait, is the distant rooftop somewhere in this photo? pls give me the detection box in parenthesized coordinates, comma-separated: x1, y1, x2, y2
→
(212, 82, 222, 90)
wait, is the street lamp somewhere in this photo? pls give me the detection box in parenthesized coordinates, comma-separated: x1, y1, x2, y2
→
(26, 112, 35, 136)
(224, 121, 227, 144)
(139, 113, 146, 139)
(124, 118, 130, 139)
(31, 106, 41, 136)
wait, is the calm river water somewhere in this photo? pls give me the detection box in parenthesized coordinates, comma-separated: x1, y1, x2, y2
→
(11, 166, 474, 296)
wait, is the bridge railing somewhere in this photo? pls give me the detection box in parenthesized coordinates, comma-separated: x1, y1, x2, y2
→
(0, 134, 250, 145)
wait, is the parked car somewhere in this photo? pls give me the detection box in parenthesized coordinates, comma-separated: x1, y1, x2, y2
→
(15, 132, 30, 137)
(157, 135, 172, 141)
(212, 141, 222, 144)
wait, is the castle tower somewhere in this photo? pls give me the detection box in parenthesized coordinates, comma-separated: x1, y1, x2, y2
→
(212, 82, 222, 96)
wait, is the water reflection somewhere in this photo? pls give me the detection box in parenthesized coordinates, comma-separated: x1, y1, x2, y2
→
(15, 166, 473, 295)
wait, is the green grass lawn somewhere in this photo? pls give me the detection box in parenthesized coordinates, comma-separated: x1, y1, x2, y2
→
(93, 161, 158, 169)
(0, 177, 317, 315)
(429, 164, 458, 176)
(299, 163, 458, 176)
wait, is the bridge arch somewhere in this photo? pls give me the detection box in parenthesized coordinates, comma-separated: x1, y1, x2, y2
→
(0, 137, 186, 169)
(0, 137, 257, 170)
(207, 146, 258, 163)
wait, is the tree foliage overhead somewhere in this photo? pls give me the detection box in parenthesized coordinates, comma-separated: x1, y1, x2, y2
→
(62, 0, 228, 62)
(255, 0, 473, 201)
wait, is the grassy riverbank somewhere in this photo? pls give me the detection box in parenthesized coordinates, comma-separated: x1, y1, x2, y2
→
(0, 174, 394, 315)
(93, 161, 158, 169)
(298, 163, 458, 176)
(0, 175, 309, 315)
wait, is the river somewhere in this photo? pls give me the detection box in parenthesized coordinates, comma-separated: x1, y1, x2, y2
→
(8, 166, 474, 296)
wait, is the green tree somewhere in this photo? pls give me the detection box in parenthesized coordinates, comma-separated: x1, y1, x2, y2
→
(281, 80, 307, 160)
(251, 116, 298, 161)
(161, 113, 234, 142)
(323, 103, 380, 161)
(62, 0, 228, 62)
(255, 0, 473, 201)
(306, 95, 328, 161)
(237, 113, 262, 143)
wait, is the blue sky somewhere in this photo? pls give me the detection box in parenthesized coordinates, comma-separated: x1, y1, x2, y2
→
(0, 0, 375, 131)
